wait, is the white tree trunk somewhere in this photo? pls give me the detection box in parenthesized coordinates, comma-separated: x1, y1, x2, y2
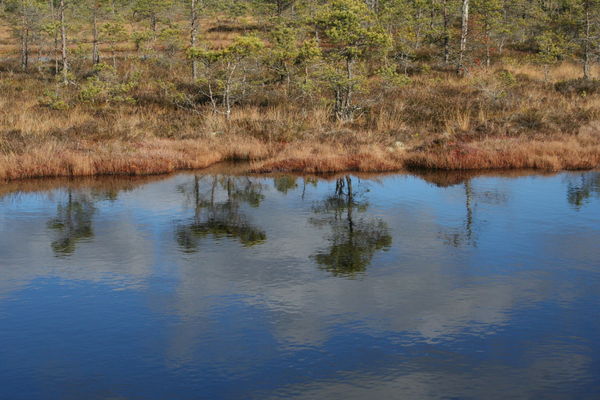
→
(583, 1, 592, 80)
(457, 0, 469, 74)
(60, 0, 68, 84)
(190, 0, 199, 80)
(20, 3, 29, 71)
(92, 8, 100, 64)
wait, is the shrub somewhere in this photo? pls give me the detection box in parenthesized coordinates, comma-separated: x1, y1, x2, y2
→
(79, 63, 138, 104)
(495, 69, 517, 87)
(39, 89, 69, 110)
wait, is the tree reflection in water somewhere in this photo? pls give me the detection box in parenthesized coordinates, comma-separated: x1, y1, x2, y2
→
(273, 175, 319, 200)
(47, 189, 96, 256)
(310, 176, 392, 278)
(417, 171, 514, 248)
(44, 177, 164, 256)
(567, 172, 600, 209)
(45, 178, 152, 256)
(442, 181, 477, 248)
(176, 175, 267, 252)
(415, 172, 482, 248)
(273, 175, 298, 194)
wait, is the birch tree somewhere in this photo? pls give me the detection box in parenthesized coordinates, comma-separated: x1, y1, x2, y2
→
(457, 0, 469, 74)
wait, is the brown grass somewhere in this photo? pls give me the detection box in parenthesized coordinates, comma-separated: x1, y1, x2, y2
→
(404, 136, 600, 171)
(0, 135, 277, 181)
(2, 133, 598, 182)
(1, 59, 600, 182)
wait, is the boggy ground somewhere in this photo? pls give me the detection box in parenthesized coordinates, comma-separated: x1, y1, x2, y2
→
(2, 62, 600, 181)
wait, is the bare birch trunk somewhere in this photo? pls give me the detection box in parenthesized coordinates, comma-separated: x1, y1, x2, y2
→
(583, 1, 592, 80)
(20, 4, 29, 71)
(457, 0, 469, 75)
(92, 7, 100, 64)
(60, 0, 68, 84)
(190, 0, 199, 80)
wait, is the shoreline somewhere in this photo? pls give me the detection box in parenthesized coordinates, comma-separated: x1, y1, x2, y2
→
(0, 162, 585, 199)
(1, 135, 599, 182)
(3, 63, 600, 183)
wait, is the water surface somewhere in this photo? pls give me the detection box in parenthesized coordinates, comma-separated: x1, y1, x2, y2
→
(1, 169, 599, 399)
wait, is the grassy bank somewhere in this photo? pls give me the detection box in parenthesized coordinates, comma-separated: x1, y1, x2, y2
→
(2, 62, 600, 181)
(2, 1, 600, 181)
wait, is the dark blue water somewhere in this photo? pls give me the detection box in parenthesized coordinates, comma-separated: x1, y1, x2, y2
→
(1, 170, 599, 399)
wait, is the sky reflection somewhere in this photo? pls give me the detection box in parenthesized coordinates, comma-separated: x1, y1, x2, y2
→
(0, 171, 599, 399)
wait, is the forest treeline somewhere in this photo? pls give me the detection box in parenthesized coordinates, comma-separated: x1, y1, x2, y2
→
(2, 0, 600, 119)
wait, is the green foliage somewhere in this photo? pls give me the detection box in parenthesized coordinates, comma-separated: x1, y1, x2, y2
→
(228, 34, 266, 58)
(100, 21, 128, 45)
(297, 38, 322, 63)
(315, 0, 391, 62)
(158, 25, 183, 54)
(79, 63, 138, 104)
(132, 0, 173, 30)
(495, 69, 517, 87)
(132, 30, 153, 52)
(472, 0, 503, 34)
(312, 0, 392, 119)
(379, 0, 441, 63)
(263, 24, 325, 95)
(294, 38, 323, 93)
(535, 31, 569, 67)
(188, 34, 265, 62)
(268, 24, 300, 74)
(188, 35, 265, 115)
(377, 65, 412, 87)
(39, 89, 69, 110)
(41, 20, 60, 38)
(213, 0, 253, 18)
